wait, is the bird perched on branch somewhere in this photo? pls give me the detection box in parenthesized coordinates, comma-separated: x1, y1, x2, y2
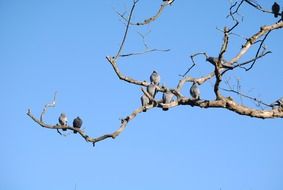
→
(270, 97, 283, 109)
(206, 56, 233, 69)
(147, 83, 158, 105)
(163, 0, 174, 5)
(150, 71, 160, 85)
(190, 82, 200, 100)
(73, 117, 83, 134)
(147, 83, 157, 98)
(271, 2, 280, 18)
(141, 94, 150, 112)
(162, 90, 174, 111)
(272, 2, 280, 18)
(59, 113, 68, 131)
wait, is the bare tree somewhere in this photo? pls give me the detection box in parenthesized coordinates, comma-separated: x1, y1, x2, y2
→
(27, 0, 283, 146)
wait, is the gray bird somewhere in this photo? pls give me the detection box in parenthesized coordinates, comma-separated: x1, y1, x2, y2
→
(147, 83, 157, 98)
(272, 2, 280, 18)
(73, 117, 83, 134)
(150, 71, 160, 85)
(190, 82, 200, 100)
(271, 97, 283, 109)
(59, 113, 68, 131)
(162, 90, 174, 111)
(206, 56, 233, 69)
(141, 94, 150, 112)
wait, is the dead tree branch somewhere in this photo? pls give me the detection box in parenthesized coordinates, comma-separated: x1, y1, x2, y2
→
(28, 1, 283, 146)
(116, 2, 171, 26)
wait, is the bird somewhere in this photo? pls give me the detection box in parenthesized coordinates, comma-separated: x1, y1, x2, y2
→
(141, 94, 150, 112)
(206, 56, 232, 69)
(73, 117, 83, 134)
(58, 113, 68, 131)
(272, 2, 280, 18)
(147, 83, 157, 98)
(270, 97, 283, 109)
(190, 82, 200, 100)
(162, 90, 174, 111)
(150, 71, 160, 85)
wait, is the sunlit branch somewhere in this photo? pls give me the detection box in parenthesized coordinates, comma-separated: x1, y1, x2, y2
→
(230, 22, 283, 64)
(40, 91, 57, 122)
(244, 30, 271, 71)
(116, 3, 170, 26)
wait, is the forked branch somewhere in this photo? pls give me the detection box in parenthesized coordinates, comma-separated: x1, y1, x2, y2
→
(28, 1, 283, 147)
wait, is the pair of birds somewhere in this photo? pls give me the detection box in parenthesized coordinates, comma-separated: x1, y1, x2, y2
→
(58, 113, 83, 134)
(272, 2, 281, 18)
(161, 81, 201, 110)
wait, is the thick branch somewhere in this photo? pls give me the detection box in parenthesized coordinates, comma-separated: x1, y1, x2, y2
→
(173, 98, 283, 119)
(230, 22, 283, 64)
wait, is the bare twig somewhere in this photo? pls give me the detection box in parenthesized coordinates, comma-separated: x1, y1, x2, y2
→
(221, 87, 271, 107)
(28, 1, 283, 147)
(40, 92, 57, 122)
(245, 30, 271, 71)
(120, 48, 170, 57)
(114, 0, 139, 60)
(116, 3, 169, 26)
(180, 52, 207, 77)
(230, 22, 283, 64)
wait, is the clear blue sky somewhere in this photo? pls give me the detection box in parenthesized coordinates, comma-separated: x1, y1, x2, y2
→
(1, 0, 283, 190)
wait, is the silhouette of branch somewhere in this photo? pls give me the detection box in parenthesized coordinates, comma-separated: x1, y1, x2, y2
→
(231, 0, 283, 19)
(221, 88, 271, 107)
(221, 50, 271, 75)
(181, 52, 207, 77)
(114, 0, 139, 60)
(244, 30, 271, 71)
(120, 48, 170, 57)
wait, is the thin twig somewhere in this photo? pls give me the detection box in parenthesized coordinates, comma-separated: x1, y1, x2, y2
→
(221, 87, 271, 107)
(40, 92, 57, 122)
(114, 0, 139, 60)
(120, 48, 170, 57)
(245, 30, 271, 71)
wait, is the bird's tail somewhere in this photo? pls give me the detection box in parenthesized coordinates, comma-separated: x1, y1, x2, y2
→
(162, 108, 169, 111)
(73, 130, 77, 134)
(62, 128, 67, 131)
(275, 13, 278, 18)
